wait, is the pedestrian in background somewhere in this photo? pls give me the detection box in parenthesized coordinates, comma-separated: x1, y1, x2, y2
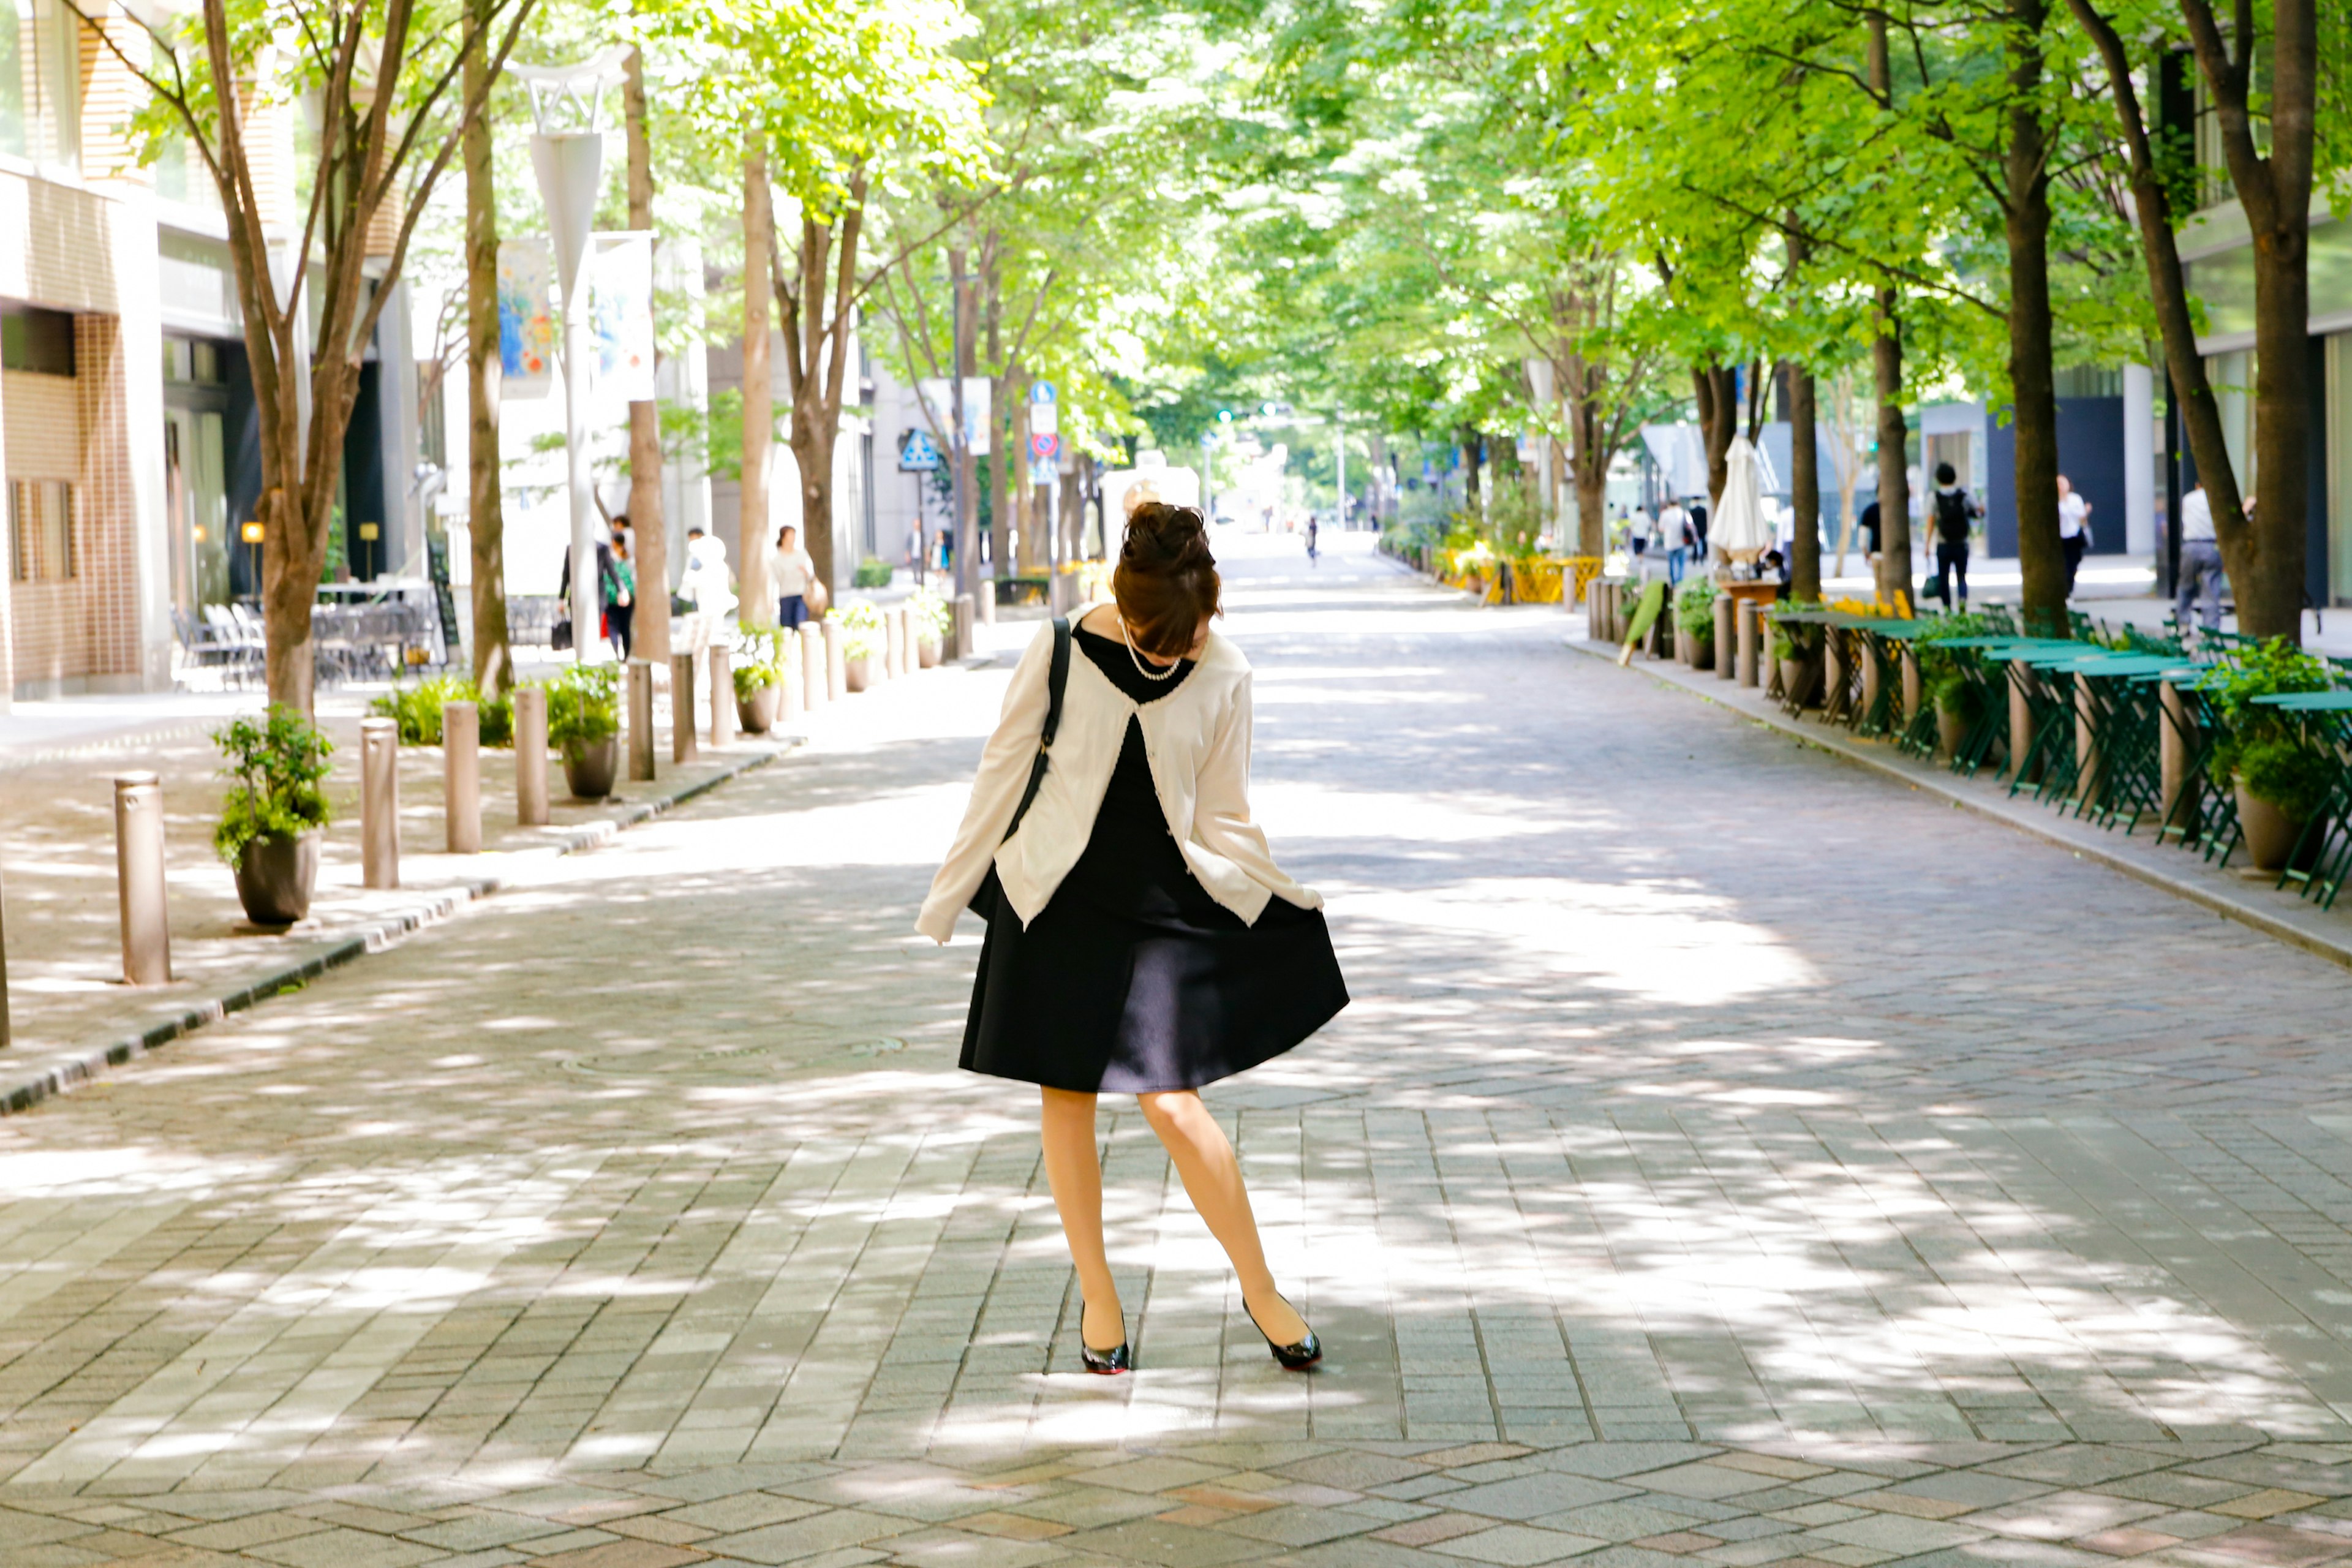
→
(2175, 481, 2225, 633)
(772, 524, 819, 627)
(1929, 462, 1983, 611)
(1305, 513, 1319, 565)
(2057, 475, 2092, 598)
(918, 502, 1345, 1378)
(606, 532, 637, 658)
(1659, 497, 1691, 565)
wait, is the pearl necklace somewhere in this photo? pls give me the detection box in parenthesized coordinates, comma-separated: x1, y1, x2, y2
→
(1120, 616, 1183, 681)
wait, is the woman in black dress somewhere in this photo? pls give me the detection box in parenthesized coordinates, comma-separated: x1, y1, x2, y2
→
(916, 503, 1348, 1374)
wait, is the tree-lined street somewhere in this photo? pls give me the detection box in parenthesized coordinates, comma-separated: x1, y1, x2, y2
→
(2, 546, 2351, 1565)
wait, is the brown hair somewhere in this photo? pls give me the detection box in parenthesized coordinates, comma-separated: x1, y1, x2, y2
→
(1113, 502, 1220, 658)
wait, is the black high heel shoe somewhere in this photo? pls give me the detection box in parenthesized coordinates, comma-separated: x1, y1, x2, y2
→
(1079, 1300, 1131, 1375)
(1246, 1294, 1322, 1370)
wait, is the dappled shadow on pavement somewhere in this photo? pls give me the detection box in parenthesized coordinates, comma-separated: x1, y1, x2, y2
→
(0, 562, 2350, 1562)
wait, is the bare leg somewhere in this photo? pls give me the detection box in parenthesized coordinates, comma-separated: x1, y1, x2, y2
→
(1137, 1091, 1310, 1344)
(1039, 1088, 1125, 1350)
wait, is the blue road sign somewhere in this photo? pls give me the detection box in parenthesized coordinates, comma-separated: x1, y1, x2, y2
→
(898, 429, 943, 472)
(1031, 380, 1057, 405)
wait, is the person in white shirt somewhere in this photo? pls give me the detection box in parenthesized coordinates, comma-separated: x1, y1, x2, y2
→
(2175, 483, 2225, 632)
(2056, 475, 2093, 598)
(771, 524, 818, 627)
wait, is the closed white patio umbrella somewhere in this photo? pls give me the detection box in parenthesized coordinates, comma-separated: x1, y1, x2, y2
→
(1711, 434, 1770, 564)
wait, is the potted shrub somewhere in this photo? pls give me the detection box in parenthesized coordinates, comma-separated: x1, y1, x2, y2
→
(832, 600, 887, 692)
(546, 665, 621, 799)
(733, 627, 790, 733)
(909, 587, 951, 667)
(2203, 640, 2335, 871)
(1927, 668, 1975, 761)
(2235, 738, 2333, 871)
(213, 706, 333, 926)
(1771, 622, 1819, 707)
(1673, 579, 1717, 671)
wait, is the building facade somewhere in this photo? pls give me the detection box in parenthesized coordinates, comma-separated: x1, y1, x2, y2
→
(2, 0, 423, 705)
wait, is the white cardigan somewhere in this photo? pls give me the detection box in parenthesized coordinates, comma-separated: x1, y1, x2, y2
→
(916, 618, 1322, 943)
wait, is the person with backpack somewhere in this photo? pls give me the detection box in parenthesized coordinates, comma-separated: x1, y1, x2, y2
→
(1929, 462, 1983, 611)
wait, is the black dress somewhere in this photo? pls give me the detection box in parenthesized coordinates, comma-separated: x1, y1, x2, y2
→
(960, 629, 1349, 1094)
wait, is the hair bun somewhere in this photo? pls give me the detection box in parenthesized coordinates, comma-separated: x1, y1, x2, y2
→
(1123, 502, 1212, 568)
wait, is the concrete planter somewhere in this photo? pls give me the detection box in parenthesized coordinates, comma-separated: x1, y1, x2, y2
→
(1780, 657, 1819, 708)
(1690, 637, 1714, 672)
(1936, 708, 1966, 763)
(736, 682, 780, 735)
(234, 830, 320, 926)
(563, 737, 619, 801)
(845, 655, 878, 693)
(917, 635, 942, 669)
(2234, 781, 2314, 872)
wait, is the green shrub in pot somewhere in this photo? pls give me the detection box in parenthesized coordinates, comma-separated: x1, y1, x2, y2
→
(830, 599, 887, 663)
(2199, 639, 2333, 793)
(543, 664, 620, 750)
(1673, 578, 1718, 643)
(2236, 736, 2335, 823)
(908, 586, 952, 643)
(213, 706, 334, 864)
(732, 626, 793, 700)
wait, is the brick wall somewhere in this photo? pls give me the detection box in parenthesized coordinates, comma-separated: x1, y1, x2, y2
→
(3, 317, 141, 692)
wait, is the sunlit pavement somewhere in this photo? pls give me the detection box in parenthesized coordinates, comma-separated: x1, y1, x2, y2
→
(3, 532, 2352, 1566)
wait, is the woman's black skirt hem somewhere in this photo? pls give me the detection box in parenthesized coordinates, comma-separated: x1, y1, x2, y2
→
(959, 867, 1347, 1095)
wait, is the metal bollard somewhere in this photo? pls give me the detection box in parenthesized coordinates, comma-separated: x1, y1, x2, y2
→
(799, 624, 826, 711)
(779, 632, 804, 725)
(823, 617, 846, 701)
(1735, 598, 1759, 687)
(954, 594, 975, 659)
(2008, 664, 2037, 782)
(2075, 671, 2102, 806)
(361, 717, 400, 888)
(709, 645, 734, 747)
(671, 653, 698, 763)
(113, 772, 170, 986)
(885, 605, 905, 679)
(627, 660, 656, 782)
(513, 685, 549, 826)
(2160, 679, 2199, 838)
(445, 700, 481, 854)
(978, 578, 996, 625)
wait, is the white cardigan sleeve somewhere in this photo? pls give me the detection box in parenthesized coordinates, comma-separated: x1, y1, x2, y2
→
(915, 628, 1054, 943)
(1189, 670, 1322, 913)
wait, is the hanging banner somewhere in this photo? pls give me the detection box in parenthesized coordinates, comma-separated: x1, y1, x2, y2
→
(588, 232, 657, 403)
(916, 377, 992, 456)
(496, 239, 555, 400)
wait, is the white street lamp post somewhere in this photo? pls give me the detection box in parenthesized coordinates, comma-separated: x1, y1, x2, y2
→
(514, 50, 627, 664)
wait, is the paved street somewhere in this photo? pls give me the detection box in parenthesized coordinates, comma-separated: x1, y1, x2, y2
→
(1, 532, 2350, 1568)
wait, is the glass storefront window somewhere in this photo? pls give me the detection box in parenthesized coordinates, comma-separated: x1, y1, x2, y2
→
(2187, 219, 2352, 341)
(0, 0, 80, 170)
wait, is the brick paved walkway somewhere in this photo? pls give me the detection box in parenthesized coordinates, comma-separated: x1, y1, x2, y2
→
(1, 535, 2350, 1567)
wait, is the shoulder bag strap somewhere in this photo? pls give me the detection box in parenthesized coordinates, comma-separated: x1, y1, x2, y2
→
(1001, 616, 1071, 843)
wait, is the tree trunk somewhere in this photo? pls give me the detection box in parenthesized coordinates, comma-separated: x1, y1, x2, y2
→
(260, 484, 317, 714)
(621, 45, 666, 666)
(2178, 0, 2315, 640)
(1693, 364, 1736, 508)
(1872, 295, 1911, 612)
(952, 256, 979, 594)
(1567, 363, 1608, 558)
(2004, 0, 2066, 638)
(1011, 365, 1041, 572)
(984, 265, 1008, 580)
(788, 418, 831, 600)
(1866, 14, 1913, 616)
(1458, 424, 1482, 517)
(1059, 463, 1082, 564)
(1789, 364, 1821, 602)
(740, 140, 772, 626)
(462, 9, 507, 694)
(2064, 0, 2247, 587)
